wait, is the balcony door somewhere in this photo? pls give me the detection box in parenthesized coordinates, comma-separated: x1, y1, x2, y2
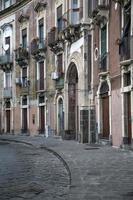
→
(38, 18, 44, 43)
(57, 5, 63, 32)
(5, 72, 11, 89)
(39, 61, 44, 91)
(22, 28, 27, 49)
(71, 0, 79, 24)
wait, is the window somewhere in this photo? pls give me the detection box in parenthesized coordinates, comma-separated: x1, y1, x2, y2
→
(22, 28, 27, 49)
(57, 54, 63, 74)
(5, 72, 11, 88)
(101, 25, 107, 57)
(119, 1, 131, 59)
(22, 67, 27, 87)
(39, 95, 44, 104)
(100, 25, 107, 70)
(124, 71, 131, 87)
(22, 96, 27, 105)
(4, 0, 11, 9)
(5, 100, 10, 108)
(71, 0, 79, 24)
(72, 0, 78, 8)
(0, 0, 2, 10)
(39, 61, 44, 90)
(38, 18, 44, 43)
(57, 5, 63, 32)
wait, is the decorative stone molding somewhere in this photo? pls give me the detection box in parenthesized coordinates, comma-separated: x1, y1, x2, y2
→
(18, 14, 29, 23)
(34, 2, 47, 13)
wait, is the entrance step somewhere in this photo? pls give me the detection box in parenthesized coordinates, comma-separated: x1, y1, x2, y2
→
(99, 139, 111, 146)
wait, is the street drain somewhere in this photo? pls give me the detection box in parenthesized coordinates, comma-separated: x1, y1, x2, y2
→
(84, 147, 99, 150)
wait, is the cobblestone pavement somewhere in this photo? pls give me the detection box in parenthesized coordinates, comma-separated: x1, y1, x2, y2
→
(0, 141, 69, 200)
(1, 135, 133, 200)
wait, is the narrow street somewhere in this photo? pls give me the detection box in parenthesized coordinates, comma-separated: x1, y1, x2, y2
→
(1, 135, 133, 200)
(0, 141, 69, 200)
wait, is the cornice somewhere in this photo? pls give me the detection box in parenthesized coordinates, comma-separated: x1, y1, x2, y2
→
(0, 0, 32, 19)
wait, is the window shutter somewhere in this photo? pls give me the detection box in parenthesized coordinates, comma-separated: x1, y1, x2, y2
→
(80, 0, 83, 19)
(88, 0, 92, 17)
(57, 5, 62, 19)
(101, 25, 107, 56)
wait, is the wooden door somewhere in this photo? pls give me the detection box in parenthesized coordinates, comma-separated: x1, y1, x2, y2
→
(102, 96, 109, 138)
(22, 108, 27, 132)
(68, 83, 76, 131)
(6, 110, 10, 133)
(39, 106, 45, 133)
(39, 62, 44, 90)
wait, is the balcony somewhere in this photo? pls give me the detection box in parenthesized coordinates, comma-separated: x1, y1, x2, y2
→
(0, 54, 13, 71)
(48, 27, 63, 53)
(36, 79, 45, 92)
(90, 0, 109, 23)
(60, 8, 82, 42)
(99, 52, 109, 72)
(31, 38, 47, 61)
(15, 47, 29, 67)
(3, 87, 12, 98)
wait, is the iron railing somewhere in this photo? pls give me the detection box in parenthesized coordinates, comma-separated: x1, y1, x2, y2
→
(0, 54, 13, 65)
(31, 38, 47, 55)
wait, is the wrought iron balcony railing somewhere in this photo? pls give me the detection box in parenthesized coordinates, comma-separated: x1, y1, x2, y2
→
(55, 77, 64, 89)
(31, 38, 47, 56)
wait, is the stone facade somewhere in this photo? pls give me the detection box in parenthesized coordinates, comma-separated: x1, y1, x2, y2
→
(0, 0, 133, 148)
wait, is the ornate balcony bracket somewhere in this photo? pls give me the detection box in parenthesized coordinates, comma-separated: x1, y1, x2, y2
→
(15, 47, 29, 67)
(34, 2, 47, 12)
(63, 24, 82, 43)
(18, 14, 29, 23)
(48, 27, 64, 54)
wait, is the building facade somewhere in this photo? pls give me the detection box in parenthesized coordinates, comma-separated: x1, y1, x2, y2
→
(0, 0, 132, 148)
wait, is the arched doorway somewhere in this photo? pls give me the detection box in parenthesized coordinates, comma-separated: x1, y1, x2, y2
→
(67, 63, 78, 139)
(100, 81, 110, 139)
(58, 98, 64, 135)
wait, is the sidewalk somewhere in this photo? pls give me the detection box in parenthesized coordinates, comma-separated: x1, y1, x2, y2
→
(0, 134, 133, 200)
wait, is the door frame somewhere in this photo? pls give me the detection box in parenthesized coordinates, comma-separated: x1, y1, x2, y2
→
(97, 76, 111, 141)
